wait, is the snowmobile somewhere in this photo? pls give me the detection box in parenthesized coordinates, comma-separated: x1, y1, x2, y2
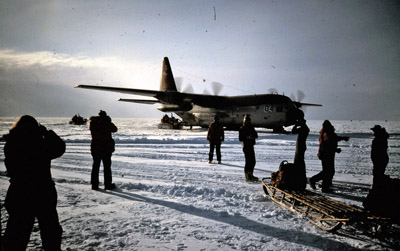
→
(69, 114, 87, 125)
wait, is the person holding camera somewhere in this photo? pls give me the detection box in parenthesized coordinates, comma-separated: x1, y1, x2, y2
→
(89, 110, 118, 190)
(3, 115, 65, 250)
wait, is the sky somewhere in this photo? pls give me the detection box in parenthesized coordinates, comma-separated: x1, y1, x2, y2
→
(0, 0, 399, 120)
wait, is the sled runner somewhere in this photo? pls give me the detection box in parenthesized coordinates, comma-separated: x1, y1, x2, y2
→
(262, 178, 389, 232)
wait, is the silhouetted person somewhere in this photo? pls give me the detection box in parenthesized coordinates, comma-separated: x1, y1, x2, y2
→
(309, 120, 349, 193)
(370, 125, 389, 187)
(3, 115, 65, 250)
(239, 115, 258, 182)
(89, 110, 118, 190)
(291, 117, 309, 190)
(207, 115, 224, 164)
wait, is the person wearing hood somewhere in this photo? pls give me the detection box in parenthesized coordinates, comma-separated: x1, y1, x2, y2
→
(370, 125, 389, 187)
(89, 110, 118, 190)
(3, 115, 65, 250)
(309, 120, 349, 193)
(207, 115, 224, 164)
(291, 116, 309, 190)
(239, 115, 258, 181)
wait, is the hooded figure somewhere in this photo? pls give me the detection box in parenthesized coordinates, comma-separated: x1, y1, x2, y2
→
(207, 115, 224, 164)
(291, 117, 309, 190)
(309, 120, 349, 193)
(370, 125, 389, 186)
(239, 115, 258, 181)
(363, 125, 400, 223)
(89, 110, 118, 190)
(3, 115, 65, 250)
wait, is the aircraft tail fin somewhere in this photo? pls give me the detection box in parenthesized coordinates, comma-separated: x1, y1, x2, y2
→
(160, 57, 178, 92)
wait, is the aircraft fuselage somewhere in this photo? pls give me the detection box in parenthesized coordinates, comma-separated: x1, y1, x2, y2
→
(175, 101, 296, 129)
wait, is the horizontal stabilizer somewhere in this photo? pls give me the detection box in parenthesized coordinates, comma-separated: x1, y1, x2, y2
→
(118, 98, 159, 104)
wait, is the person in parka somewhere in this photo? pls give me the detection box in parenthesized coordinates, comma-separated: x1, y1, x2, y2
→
(370, 125, 389, 187)
(89, 110, 118, 190)
(309, 120, 349, 193)
(239, 115, 258, 181)
(207, 115, 224, 164)
(3, 115, 65, 250)
(291, 117, 309, 191)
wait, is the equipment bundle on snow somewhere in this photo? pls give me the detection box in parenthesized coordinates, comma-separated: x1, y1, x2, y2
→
(363, 176, 400, 224)
(271, 160, 306, 191)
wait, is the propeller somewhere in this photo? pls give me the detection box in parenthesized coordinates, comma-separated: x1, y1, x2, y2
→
(175, 77, 183, 91)
(175, 77, 194, 93)
(290, 90, 306, 102)
(203, 89, 211, 95)
(297, 90, 305, 102)
(268, 88, 278, 94)
(292, 90, 308, 112)
(211, 82, 223, 95)
(183, 83, 194, 93)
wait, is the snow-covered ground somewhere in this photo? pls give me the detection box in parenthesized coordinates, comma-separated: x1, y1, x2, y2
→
(1, 118, 399, 250)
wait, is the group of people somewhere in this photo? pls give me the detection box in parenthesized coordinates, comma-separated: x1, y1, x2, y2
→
(207, 114, 351, 186)
(2, 112, 393, 249)
(207, 114, 392, 195)
(207, 115, 259, 182)
(2, 111, 118, 250)
(307, 121, 390, 193)
(207, 114, 350, 187)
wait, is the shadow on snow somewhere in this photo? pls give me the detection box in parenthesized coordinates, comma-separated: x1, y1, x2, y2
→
(103, 189, 360, 250)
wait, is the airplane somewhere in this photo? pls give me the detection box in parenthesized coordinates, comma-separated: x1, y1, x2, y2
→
(75, 57, 321, 131)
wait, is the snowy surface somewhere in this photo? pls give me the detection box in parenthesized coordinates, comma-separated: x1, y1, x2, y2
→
(1, 118, 399, 250)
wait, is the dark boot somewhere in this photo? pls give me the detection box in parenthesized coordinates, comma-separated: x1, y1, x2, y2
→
(308, 178, 316, 190)
(105, 183, 116, 190)
(251, 173, 259, 182)
(245, 172, 258, 182)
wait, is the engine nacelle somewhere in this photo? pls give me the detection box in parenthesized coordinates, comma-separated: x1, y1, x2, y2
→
(157, 103, 193, 112)
(285, 108, 304, 126)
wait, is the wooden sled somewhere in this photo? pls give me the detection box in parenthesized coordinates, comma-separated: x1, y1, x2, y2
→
(261, 178, 389, 232)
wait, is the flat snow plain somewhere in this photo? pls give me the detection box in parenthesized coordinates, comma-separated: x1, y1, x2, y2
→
(1, 118, 399, 250)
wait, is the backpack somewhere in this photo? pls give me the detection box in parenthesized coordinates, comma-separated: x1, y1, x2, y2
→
(271, 160, 305, 191)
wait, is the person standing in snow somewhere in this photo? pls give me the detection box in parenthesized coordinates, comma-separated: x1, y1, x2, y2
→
(239, 115, 258, 181)
(89, 110, 118, 190)
(370, 125, 389, 187)
(3, 115, 65, 250)
(309, 120, 349, 193)
(291, 116, 309, 191)
(207, 115, 224, 164)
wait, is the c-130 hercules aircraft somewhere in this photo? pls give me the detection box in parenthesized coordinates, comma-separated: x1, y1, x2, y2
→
(75, 57, 321, 131)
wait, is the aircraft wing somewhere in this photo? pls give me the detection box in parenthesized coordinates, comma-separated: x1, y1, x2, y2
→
(75, 85, 162, 98)
(75, 84, 307, 109)
(293, 101, 322, 108)
(75, 84, 234, 107)
(118, 98, 159, 104)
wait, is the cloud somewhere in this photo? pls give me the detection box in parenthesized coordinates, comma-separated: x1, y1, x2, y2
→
(0, 49, 163, 117)
(0, 49, 160, 88)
